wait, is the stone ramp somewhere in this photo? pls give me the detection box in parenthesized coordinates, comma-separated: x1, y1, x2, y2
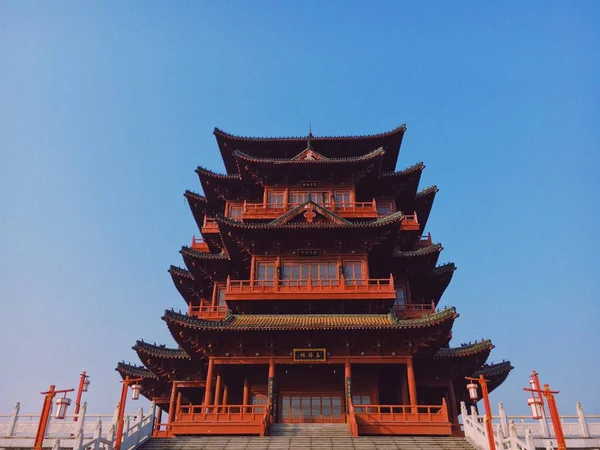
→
(139, 435, 476, 449)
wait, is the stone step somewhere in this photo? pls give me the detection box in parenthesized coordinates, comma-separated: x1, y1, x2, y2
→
(139, 436, 476, 450)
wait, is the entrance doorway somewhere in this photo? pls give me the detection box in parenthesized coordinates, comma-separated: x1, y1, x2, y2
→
(279, 394, 344, 423)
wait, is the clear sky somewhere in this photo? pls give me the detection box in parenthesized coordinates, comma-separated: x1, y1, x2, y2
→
(1, 2, 598, 416)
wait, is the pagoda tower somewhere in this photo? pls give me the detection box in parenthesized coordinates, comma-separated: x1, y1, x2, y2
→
(117, 125, 512, 437)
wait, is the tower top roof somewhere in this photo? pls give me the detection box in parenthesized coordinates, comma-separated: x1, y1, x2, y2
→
(214, 124, 406, 174)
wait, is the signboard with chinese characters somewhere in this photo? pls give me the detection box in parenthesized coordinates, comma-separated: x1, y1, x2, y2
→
(293, 348, 327, 362)
(298, 249, 321, 257)
(300, 181, 319, 188)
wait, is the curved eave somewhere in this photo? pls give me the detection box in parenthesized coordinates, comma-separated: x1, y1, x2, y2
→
(233, 147, 386, 165)
(415, 186, 438, 233)
(134, 341, 191, 360)
(195, 167, 262, 205)
(457, 361, 513, 407)
(217, 211, 406, 231)
(434, 340, 494, 359)
(214, 125, 406, 174)
(180, 247, 232, 281)
(410, 262, 456, 306)
(169, 265, 212, 304)
(162, 307, 458, 332)
(116, 362, 158, 380)
(184, 190, 209, 229)
(390, 244, 443, 277)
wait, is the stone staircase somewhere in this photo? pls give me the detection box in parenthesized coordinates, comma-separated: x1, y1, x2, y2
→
(139, 424, 477, 449)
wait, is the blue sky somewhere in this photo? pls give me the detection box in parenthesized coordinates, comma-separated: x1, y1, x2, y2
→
(0, 2, 598, 416)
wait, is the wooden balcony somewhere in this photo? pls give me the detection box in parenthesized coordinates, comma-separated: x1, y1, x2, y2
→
(350, 400, 451, 436)
(415, 232, 433, 248)
(201, 217, 219, 234)
(400, 212, 420, 231)
(190, 236, 209, 252)
(393, 302, 436, 319)
(188, 305, 229, 320)
(165, 405, 269, 436)
(225, 275, 396, 301)
(239, 201, 379, 219)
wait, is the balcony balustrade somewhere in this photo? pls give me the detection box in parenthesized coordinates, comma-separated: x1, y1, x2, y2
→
(201, 217, 219, 234)
(188, 305, 228, 320)
(351, 400, 451, 435)
(166, 404, 269, 436)
(415, 232, 433, 248)
(238, 200, 379, 219)
(393, 302, 436, 319)
(190, 236, 209, 252)
(225, 274, 396, 300)
(400, 212, 420, 231)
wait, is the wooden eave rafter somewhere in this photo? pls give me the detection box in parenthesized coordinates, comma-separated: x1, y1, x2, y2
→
(388, 243, 443, 278)
(180, 246, 234, 282)
(214, 124, 406, 174)
(133, 341, 201, 381)
(184, 190, 211, 230)
(415, 185, 438, 233)
(195, 166, 262, 206)
(169, 265, 213, 305)
(355, 162, 424, 210)
(409, 262, 456, 306)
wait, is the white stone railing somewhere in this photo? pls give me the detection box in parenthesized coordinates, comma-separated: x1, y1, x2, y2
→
(0, 401, 155, 450)
(462, 401, 600, 450)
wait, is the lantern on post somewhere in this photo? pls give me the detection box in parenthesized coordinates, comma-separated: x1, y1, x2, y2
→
(54, 395, 72, 419)
(82, 376, 90, 392)
(131, 384, 142, 400)
(527, 396, 544, 419)
(466, 383, 479, 401)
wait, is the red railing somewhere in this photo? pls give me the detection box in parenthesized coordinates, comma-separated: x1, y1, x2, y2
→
(416, 232, 432, 248)
(188, 305, 228, 320)
(353, 400, 449, 424)
(347, 401, 359, 437)
(201, 217, 219, 232)
(394, 302, 436, 318)
(226, 274, 395, 295)
(191, 236, 209, 251)
(400, 212, 420, 231)
(177, 405, 266, 423)
(240, 200, 378, 218)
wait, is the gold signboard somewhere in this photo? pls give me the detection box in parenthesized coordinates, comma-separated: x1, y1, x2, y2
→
(293, 348, 326, 362)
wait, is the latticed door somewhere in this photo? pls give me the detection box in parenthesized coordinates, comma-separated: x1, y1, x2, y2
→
(279, 394, 344, 423)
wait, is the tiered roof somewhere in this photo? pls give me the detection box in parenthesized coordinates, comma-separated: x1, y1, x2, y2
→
(116, 124, 511, 405)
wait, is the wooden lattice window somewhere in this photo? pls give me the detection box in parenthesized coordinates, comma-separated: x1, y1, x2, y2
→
(268, 192, 285, 209)
(343, 261, 364, 285)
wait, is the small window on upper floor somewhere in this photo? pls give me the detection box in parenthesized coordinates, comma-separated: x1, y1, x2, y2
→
(377, 203, 392, 216)
(268, 192, 285, 208)
(334, 191, 352, 207)
(394, 287, 405, 307)
(229, 205, 243, 219)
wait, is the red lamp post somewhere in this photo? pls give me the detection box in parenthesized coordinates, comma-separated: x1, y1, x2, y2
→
(114, 376, 143, 450)
(73, 370, 90, 421)
(523, 371, 566, 450)
(465, 375, 496, 450)
(34, 385, 75, 450)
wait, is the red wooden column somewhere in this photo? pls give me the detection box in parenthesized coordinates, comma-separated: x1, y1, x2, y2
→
(406, 358, 418, 406)
(167, 382, 178, 425)
(242, 376, 250, 406)
(203, 358, 215, 406)
(214, 375, 222, 406)
(222, 384, 229, 405)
